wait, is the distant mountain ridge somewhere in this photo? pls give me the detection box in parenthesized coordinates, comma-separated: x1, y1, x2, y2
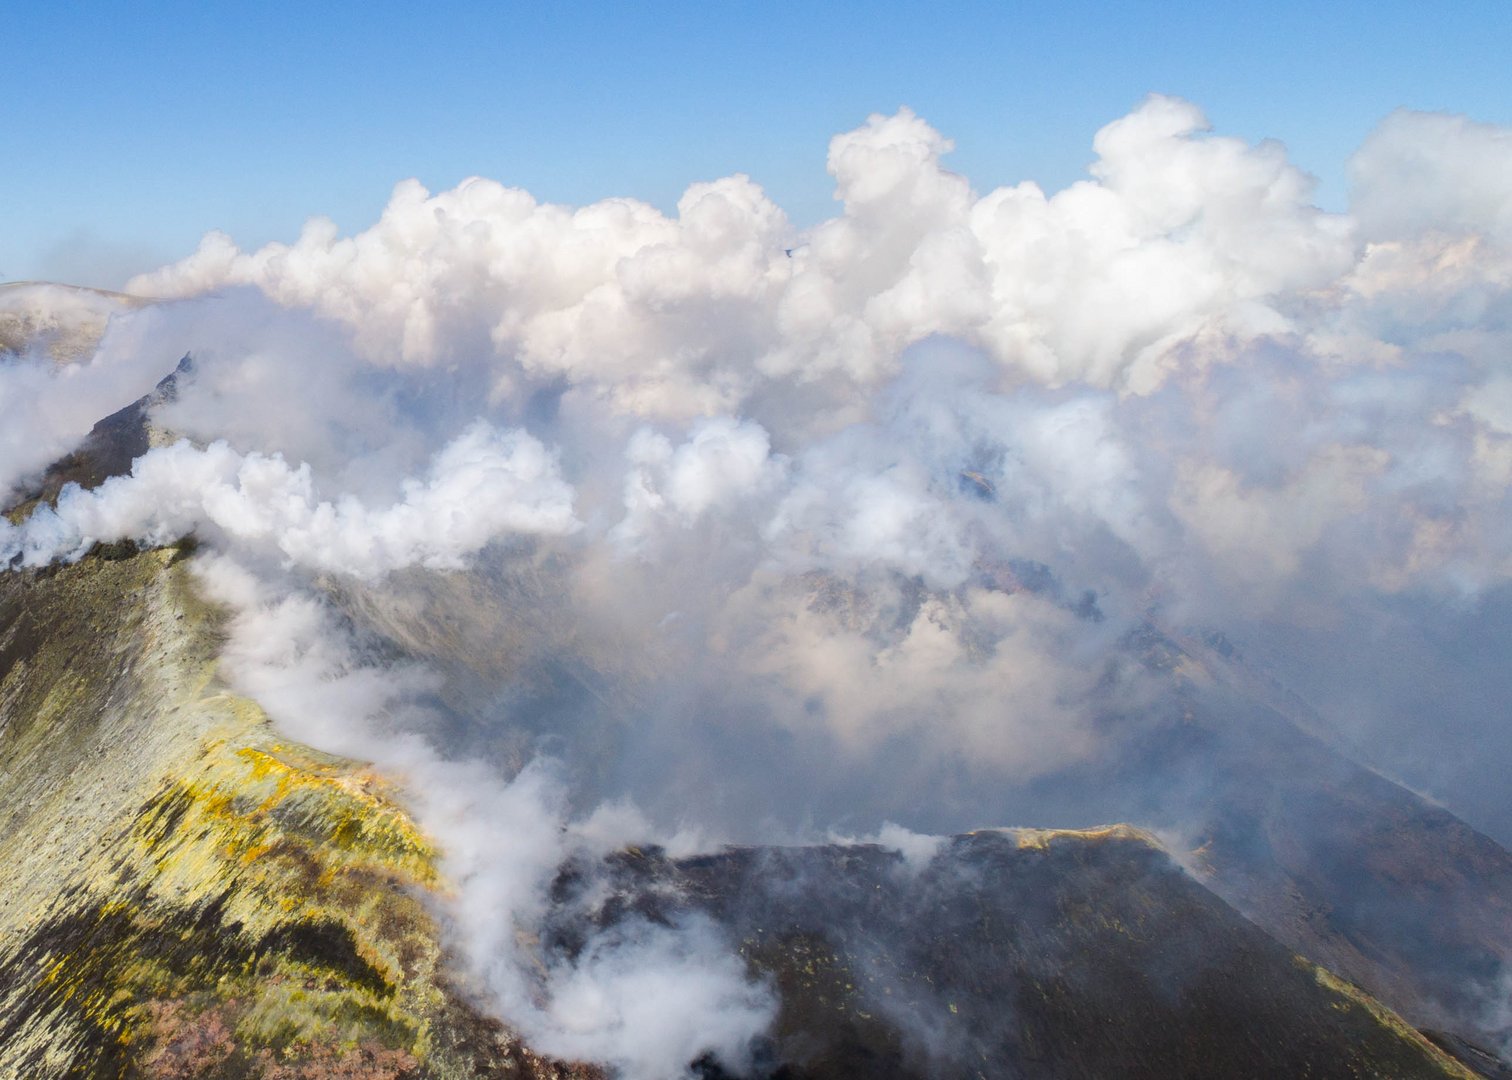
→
(0, 281, 155, 365)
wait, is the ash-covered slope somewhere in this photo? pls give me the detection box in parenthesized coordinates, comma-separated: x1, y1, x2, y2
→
(1067, 627, 1512, 1061)
(549, 828, 1475, 1079)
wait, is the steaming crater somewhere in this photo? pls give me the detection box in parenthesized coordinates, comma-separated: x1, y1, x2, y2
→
(3, 95, 1512, 1077)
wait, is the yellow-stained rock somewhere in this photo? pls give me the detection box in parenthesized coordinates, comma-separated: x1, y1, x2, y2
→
(0, 546, 595, 1080)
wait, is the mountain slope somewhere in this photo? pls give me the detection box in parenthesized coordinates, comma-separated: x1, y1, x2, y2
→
(551, 829, 1479, 1079)
(1112, 630, 1512, 1057)
(0, 543, 1481, 1078)
(0, 545, 594, 1080)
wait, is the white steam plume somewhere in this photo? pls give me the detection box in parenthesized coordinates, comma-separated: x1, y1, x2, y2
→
(192, 554, 776, 1080)
(0, 286, 179, 501)
(3, 421, 578, 578)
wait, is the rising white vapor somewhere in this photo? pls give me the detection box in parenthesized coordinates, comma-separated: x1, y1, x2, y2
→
(0, 286, 177, 500)
(8, 94, 1512, 1073)
(192, 553, 776, 1080)
(3, 422, 578, 577)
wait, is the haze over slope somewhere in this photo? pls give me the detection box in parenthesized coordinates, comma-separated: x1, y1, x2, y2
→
(4, 97, 1512, 1074)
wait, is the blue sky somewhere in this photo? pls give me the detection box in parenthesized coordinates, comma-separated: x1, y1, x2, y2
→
(5, 0, 1511, 288)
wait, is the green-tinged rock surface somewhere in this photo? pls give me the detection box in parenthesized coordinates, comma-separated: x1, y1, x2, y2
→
(0, 546, 595, 1080)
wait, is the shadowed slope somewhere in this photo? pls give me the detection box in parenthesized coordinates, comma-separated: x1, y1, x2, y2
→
(545, 828, 1477, 1079)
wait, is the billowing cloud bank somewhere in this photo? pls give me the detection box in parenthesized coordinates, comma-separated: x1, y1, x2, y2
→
(6, 95, 1512, 1074)
(125, 98, 1359, 405)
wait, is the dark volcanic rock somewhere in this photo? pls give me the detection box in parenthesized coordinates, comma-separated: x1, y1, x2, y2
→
(551, 827, 1475, 1079)
(1176, 693, 1512, 1053)
(5, 354, 189, 521)
(955, 617, 1512, 1064)
(1075, 647, 1512, 1061)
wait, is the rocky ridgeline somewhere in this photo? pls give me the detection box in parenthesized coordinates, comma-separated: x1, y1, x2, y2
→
(0, 545, 600, 1079)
